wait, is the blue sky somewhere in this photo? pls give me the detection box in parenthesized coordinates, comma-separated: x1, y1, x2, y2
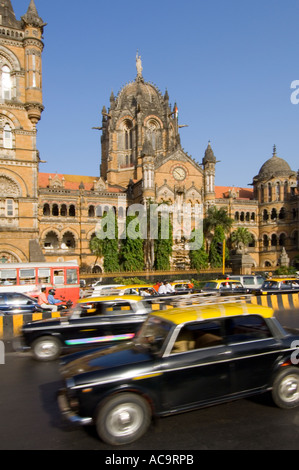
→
(14, 0, 299, 187)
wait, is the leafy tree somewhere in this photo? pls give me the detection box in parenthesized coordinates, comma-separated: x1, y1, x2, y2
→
(189, 228, 209, 271)
(154, 211, 173, 270)
(119, 215, 145, 272)
(92, 209, 120, 273)
(209, 226, 228, 268)
(89, 235, 103, 269)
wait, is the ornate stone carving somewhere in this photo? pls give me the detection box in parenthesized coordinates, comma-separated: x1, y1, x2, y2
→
(0, 175, 20, 197)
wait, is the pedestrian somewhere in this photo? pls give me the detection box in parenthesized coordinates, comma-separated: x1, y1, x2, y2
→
(158, 282, 167, 295)
(165, 281, 175, 294)
(38, 286, 58, 312)
(153, 281, 161, 293)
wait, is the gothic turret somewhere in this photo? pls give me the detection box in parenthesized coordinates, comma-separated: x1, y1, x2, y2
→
(22, 0, 46, 125)
(202, 141, 216, 200)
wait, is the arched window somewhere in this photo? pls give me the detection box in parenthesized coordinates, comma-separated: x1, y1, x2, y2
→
(271, 208, 277, 220)
(268, 183, 272, 202)
(62, 231, 76, 249)
(279, 233, 286, 247)
(52, 204, 59, 216)
(3, 123, 12, 149)
(263, 210, 269, 221)
(44, 231, 59, 249)
(146, 119, 161, 151)
(263, 234, 269, 247)
(96, 205, 103, 217)
(88, 205, 95, 217)
(2, 65, 11, 100)
(276, 182, 280, 201)
(43, 203, 50, 216)
(60, 204, 67, 216)
(279, 208, 286, 220)
(69, 205, 76, 217)
(292, 231, 299, 246)
(271, 234, 277, 246)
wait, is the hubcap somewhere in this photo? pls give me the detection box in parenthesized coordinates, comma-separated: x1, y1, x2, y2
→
(279, 376, 299, 403)
(107, 403, 142, 437)
(36, 340, 58, 358)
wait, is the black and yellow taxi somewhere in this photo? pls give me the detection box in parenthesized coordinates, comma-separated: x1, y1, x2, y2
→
(58, 300, 299, 446)
(19, 295, 151, 361)
(258, 278, 299, 295)
(201, 279, 249, 295)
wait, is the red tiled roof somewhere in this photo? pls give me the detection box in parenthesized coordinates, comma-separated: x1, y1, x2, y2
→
(38, 173, 123, 193)
(215, 186, 254, 200)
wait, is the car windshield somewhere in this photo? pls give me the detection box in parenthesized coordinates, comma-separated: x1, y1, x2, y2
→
(262, 281, 279, 289)
(203, 282, 218, 289)
(134, 316, 173, 354)
(68, 299, 151, 318)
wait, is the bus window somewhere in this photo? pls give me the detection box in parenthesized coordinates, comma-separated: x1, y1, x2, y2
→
(0, 269, 17, 285)
(38, 268, 51, 284)
(19, 268, 35, 285)
(53, 269, 64, 285)
(66, 268, 78, 285)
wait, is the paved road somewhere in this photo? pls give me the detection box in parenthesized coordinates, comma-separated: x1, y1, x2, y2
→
(1, 310, 299, 451)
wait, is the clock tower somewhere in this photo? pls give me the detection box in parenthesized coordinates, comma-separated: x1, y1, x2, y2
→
(0, 0, 45, 262)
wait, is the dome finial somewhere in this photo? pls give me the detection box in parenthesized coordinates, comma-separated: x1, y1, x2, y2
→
(136, 50, 143, 80)
(273, 144, 277, 157)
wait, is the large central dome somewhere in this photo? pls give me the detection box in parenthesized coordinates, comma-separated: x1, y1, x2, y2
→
(116, 79, 164, 109)
(255, 146, 294, 181)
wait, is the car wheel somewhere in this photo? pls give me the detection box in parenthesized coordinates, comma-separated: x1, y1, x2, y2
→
(272, 367, 299, 409)
(96, 393, 151, 445)
(32, 336, 61, 361)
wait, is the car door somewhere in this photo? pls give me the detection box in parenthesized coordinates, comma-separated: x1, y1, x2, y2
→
(224, 314, 282, 393)
(0, 294, 7, 315)
(5, 293, 37, 314)
(160, 320, 232, 412)
(64, 301, 144, 348)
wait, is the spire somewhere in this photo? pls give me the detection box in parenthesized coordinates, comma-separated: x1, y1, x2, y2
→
(22, 0, 46, 30)
(0, 0, 20, 28)
(272, 144, 277, 158)
(203, 141, 216, 164)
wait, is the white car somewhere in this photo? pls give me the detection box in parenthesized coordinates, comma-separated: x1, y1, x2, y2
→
(84, 284, 125, 298)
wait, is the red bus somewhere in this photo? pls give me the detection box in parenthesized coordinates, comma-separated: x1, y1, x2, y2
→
(0, 261, 80, 304)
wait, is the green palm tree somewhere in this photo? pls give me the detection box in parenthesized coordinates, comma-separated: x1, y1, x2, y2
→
(203, 206, 233, 236)
(230, 227, 253, 248)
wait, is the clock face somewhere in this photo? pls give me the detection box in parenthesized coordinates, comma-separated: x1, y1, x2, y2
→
(172, 166, 186, 181)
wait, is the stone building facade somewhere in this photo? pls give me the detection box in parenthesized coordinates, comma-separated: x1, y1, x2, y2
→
(0, 1, 298, 271)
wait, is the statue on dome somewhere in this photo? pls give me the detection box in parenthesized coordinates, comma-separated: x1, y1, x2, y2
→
(136, 51, 143, 78)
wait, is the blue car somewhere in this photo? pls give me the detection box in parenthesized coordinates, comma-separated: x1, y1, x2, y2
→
(0, 292, 42, 315)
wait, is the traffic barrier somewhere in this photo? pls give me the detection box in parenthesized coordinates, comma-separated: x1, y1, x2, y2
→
(0, 311, 62, 340)
(1, 293, 298, 340)
(250, 293, 299, 311)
